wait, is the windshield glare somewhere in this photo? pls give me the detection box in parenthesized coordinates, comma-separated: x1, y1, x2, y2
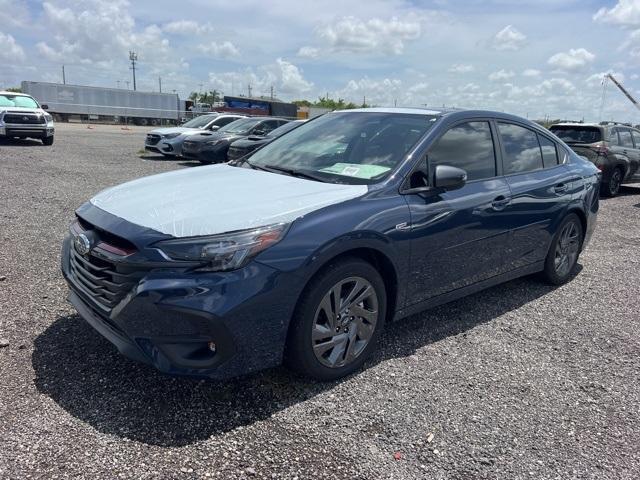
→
(247, 112, 438, 184)
(182, 115, 217, 128)
(219, 118, 262, 134)
(0, 94, 39, 109)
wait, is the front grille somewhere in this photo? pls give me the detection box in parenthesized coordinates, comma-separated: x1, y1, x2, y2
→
(4, 113, 46, 125)
(227, 146, 244, 160)
(69, 247, 146, 311)
(146, 134, 161, 145)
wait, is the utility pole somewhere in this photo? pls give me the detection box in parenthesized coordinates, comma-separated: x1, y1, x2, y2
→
(247, 84, 252, 98)
(129, 51, 138, 91)
(158, 77, 162, 93)
(62, 65, 66, 84)
(270, 85, 274, 99)
(125, 80, 130, 90)
(117, 80, 121, 89)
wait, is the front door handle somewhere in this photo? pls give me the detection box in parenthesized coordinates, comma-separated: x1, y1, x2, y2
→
(554, 183, 569, 194)
(491, 195, 511, 211)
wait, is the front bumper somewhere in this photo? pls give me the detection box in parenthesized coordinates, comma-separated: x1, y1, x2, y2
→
(144, 137, 184, 156)
(61, 234, 301, 379)
(181, 143, 228, 162)
(0, 125, 54, 138)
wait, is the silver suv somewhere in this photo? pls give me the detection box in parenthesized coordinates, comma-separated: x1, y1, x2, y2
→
(0, 91, 55, 145)
(145, 113, 245, 157)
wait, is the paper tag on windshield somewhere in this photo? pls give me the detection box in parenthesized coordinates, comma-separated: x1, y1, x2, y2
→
(342, 166, 360, 176)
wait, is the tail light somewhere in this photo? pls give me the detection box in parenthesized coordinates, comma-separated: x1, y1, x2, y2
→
(591, 141, 610, 156)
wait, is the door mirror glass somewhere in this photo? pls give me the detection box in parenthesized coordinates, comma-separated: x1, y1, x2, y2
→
(253, 129, 265, 136)
(209, 125, 220, 131)
(433, 165, 467, 191)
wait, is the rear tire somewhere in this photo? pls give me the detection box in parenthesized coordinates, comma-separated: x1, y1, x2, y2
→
(540, 213, 583, 285)
(42, 136, 54, 146)
(602, 167, 623, 197)
(285, 257, 387, 381)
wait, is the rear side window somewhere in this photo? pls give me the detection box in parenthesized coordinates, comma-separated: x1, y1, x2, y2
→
(549, 126, 601, 143)
(619, 129, 634, 148)
(214, 117, 239, 127)
(538, 135, 559, 167)
(632, 130, 640, 148)
(428, 121, 496, 181)
(498, 123, 544, 174)
(608, 129, 620, 145)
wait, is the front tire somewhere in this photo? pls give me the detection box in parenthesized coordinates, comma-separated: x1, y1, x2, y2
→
(42, 136, 54, 146)
(285, 257, 387, 381)
(541, 213, 583, 285)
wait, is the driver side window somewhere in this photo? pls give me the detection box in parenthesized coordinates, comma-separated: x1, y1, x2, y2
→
(428, 121, 497, 181)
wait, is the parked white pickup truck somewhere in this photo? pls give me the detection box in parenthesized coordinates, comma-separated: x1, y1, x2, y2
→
(0, 91, 55, 145)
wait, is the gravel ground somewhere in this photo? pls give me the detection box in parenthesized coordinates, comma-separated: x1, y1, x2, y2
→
(1, 123, 639, 479)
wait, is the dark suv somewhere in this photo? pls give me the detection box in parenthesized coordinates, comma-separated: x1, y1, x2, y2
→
(549, 122, 640, 196)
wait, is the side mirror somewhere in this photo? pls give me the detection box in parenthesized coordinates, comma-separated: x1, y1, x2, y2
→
(433, 165, 467, 191)
(209, 125, 220, 131)
(41, 104, 49, 110)
(252, 129, 265, 136)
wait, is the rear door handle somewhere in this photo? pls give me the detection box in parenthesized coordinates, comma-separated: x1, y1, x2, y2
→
(554, 183, 569, 194)
(491, 195, 511, 211)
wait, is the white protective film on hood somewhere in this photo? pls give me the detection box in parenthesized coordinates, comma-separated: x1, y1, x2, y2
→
(90, 164, 368, 237)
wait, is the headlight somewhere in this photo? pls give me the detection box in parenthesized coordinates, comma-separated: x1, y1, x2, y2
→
(205, 139, 223, 146)
(154, 223, 289, 271)
(44, 113, 54, 126)
(163, 132, 181, 139)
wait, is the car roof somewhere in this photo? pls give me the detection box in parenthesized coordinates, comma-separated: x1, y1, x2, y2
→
(550, 123, 604, 128)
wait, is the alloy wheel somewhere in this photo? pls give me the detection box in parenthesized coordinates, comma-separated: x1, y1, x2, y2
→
(554, 221, 581, 278)
(609, 169, 622, 196)
(311, 276, 379, 369)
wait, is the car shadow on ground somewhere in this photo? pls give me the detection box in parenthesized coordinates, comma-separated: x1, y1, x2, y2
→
(0, 138, 45, 147)
(32, 272, 568, 447)
(138, 154, 202, 167)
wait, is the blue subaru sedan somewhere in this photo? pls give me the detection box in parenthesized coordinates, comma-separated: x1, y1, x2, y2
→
(61, 108, 600, 381)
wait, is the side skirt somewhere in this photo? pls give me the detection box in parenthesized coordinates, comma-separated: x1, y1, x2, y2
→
(393, 261, 545, 321)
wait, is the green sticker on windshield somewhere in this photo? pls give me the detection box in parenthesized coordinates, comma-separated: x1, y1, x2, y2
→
(319, 163, 391, 179)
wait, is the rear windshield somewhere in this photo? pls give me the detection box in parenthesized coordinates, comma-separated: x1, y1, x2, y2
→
(549, 126, 602, 144)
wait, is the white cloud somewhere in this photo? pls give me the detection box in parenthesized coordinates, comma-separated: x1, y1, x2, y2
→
(208, 58, 313, 98)
(197, 41, 239, 58)
(522, 69, 541, 77)
(0, 32, 25, 62)
(593, 0, 640, 28)
(491, 25, 526, 51)
(297, 46, 320, 58)
(448, 63, 475, 74)
(489, 69, 515, 81)
(548, 48, 595, 71)
(0, 0, 30, 28)
(316, 16, 421, 55)
(163, 20, 213, 35)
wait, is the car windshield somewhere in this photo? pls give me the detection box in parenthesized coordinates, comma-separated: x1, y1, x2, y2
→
(550, 126, 602, 144)
(219, 118, 264, 134)
(246, 112, 439, 185)
(182, 115, 217, 128)
(266, 121, 303, 138)
(0, 94, 39, 109)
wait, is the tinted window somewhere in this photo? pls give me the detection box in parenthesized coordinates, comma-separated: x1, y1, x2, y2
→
(632, 130, 640, 148)
(258, 120, 281, 134)
(619, 129, 634, 148)
(538, 135, 559, 167)
(213, 116, 239, 127)
(608, 129, 620, 145)
(549, 126, 601, 143)
(428, 121, 496, 181)
(499, 123, 544, 174)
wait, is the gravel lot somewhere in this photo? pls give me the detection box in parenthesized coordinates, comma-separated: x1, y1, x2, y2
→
(1, 123, 639, 479)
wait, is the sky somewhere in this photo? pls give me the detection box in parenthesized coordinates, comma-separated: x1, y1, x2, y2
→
(2, 0, 640, 122)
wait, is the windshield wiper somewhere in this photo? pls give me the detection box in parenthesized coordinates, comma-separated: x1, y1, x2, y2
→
(263, 164, 329, 183)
